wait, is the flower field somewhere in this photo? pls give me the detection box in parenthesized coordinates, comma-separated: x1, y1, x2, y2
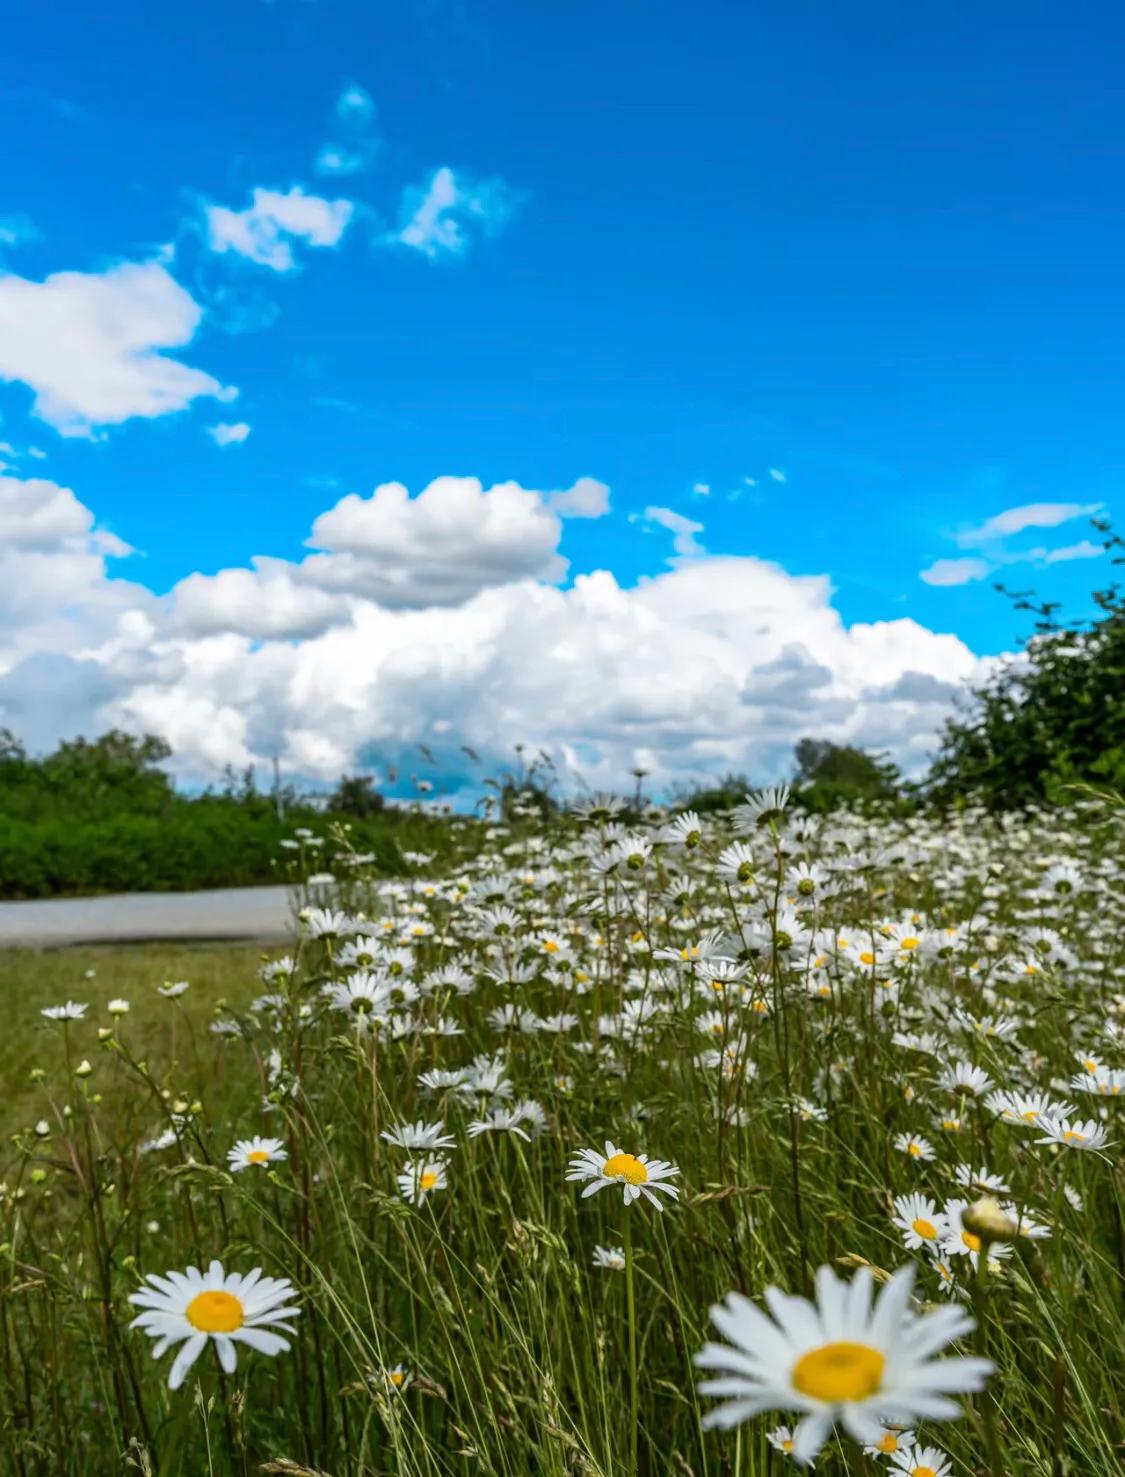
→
(2, 792, 1123, 1475)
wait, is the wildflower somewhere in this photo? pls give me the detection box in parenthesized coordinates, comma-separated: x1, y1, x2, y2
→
(227, 1137, 288, 1172)
(893, 1133, 935, 1162)
(864, 1427, 916, 1458)
(128, 1260, 301, 1389)
(734, 785, 790, 832)
(566, 1141, 680, 1210)
(384, 1363, 413, 1392)
(592, 1244, 626, 1271)
(380, 1120, 456, 1151)
(1035, 1115, 1111, 1152)
(888, 1443, 952, 1477)
(942, 1201, 1012, 1268)
(952, 1165, 1010, 1195)
(695, 1263, 992, 1462)
(41, 1001, 87, 1021)
(766, 1425, 800, 1458)
(107, 998, 130, 1016)
(937, 1061, 992, 1096)
(396, 1157, 449, 1205)
(157, 981, 190, 999)
(891, 1194, 947, 1252)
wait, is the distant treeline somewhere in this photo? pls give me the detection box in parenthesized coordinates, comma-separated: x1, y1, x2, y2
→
(0, 731, 458, 899)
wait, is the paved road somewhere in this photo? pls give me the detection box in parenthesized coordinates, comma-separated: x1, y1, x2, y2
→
(0, 885, 296, 948)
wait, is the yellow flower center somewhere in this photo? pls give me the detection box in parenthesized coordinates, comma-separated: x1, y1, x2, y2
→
(542, 940, 559, 953)
(1083, 1059, 1098, 1073)
(186, 1290, 244, 1334)
(899, 937, 919, 951)
(603, 1152, 648, 1185)
(912, 1217, 937, 1240)
(907, 1141, 923, 1157)
(859, 951, 876, 966)
(962, 1230, 982, 1253)
(877, 1433, 900, 1453)
(791, 1341, 885, 1402)
(247, 1149, 270, 1164)
(781, 1439, 794, 1452)
(1063, 1130, 1086, 1143)
(389, 1370, 405, 1386)
(941, 1118, 960, 1131)
(914, 1467, 937, 1477)
(420, 1172, 439, 1191)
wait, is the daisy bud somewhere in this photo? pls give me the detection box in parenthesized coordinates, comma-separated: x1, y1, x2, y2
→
(97, 1028, 112, 1041)
(962, 1196, 1018, 1245)
(74, 1060, 92, 1078)
(34, 1120, 50, 1137)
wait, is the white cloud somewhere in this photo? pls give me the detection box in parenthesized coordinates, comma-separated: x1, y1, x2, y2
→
(336, 83, 375, 123)
(205, 187, 354, 272)
(0, 261, 233, 436)
(919, 557, 990, 587)
(1, 473, 992, 792)
(642, 506, 706, 560)
(315, 145, 369, 177)
(691, 482, 710, 497)
(1041, 539, 1103, 564)
(392, 167, 520, 259)
(207, 421, 251, 447)
(956, 501, 1102, 547)
(0, 214, 37, 248)
(546, 476, 610, 519)
(768, 467, 787, 483)
(300, 476, 570, 606)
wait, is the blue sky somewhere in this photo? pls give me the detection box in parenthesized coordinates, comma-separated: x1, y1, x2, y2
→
(0, 0, 1120, 790)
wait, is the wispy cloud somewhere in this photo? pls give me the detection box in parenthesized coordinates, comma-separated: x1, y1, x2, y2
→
(955, 501, 1102, 548)
(207, 421, 251, 447)
(919, 557, 991, 588)
(204, 187, 354, 272)
(390, 166, 522, 259)
(640, 505, 705, 559)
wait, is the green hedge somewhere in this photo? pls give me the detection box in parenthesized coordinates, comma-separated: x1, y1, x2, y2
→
(0, 807, 414, 899)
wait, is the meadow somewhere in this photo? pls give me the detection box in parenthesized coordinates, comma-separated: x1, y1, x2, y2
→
(1, 791, 1122, 1475)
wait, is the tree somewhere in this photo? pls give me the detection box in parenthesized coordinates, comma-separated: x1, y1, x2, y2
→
(792, 739, 903, 812)
(928, 521, 1125, 808)
(328, 773, 385, 819)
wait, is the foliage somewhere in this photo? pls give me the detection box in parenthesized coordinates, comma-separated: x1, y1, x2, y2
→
(671, 771, 752, 814)
(327, 774, 386, 819)
(1, 796, 1122, 1474)
(792, 737, 907, 812)
(929, 521, 1125, 809)
(0, 732, 469, 899)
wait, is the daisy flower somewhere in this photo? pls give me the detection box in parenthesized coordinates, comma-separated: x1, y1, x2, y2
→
(889, 1442, 952, 1477)
(893, 1132, 935, 1163)
(396, 1157, 449, 1206)
(227, 1136, 288, 1172)
(591, 1244, 626, 1271)
(942, 1201, 1013, 1268)
(864, 1427, 916, 1457)
(128, 1260, 300, 1390)
(766, 1424, 801, 1459)
(891, 1194, 947, 1252)
(41, 1001, 87, 1021)
(384, 1363, 413, 1392)
(694, 1263, 991, 1464)
(1035, 1115, 1111, 1152)
(938, 1061, 992, 1097)
(566, 1141, 680, 1211)
(380, 1119, 457, 1151)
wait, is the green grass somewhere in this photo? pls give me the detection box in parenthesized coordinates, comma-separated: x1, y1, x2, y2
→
(1, 802, 1123, 1477)
(0, 945, 263, 1142)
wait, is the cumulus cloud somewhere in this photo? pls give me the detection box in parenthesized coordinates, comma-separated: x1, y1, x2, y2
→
(955, 501, 1102, 547)
(1, 472, 991, 793)
(392, 166, 520, 259)
(205, 187, 354, 272)
(207, 421, 251, 446)
(336, 83, 375, 123)
(546, 477, 610, 519)
(919, 557, 991, 587)
(0, 261, 233, 436)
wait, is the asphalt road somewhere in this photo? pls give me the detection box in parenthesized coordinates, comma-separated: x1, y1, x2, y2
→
(0, 885, 296, 948)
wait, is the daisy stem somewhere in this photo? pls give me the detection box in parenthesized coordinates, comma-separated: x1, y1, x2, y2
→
(623, 1210, 639, 1474)
(971, 1248, 1005, 1477)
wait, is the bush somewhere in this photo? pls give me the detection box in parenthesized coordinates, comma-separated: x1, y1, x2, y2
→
(929, 522, 1125, 808)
